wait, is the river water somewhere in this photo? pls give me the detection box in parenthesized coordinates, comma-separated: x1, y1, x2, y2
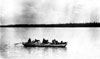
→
(0, 28, 100, 59)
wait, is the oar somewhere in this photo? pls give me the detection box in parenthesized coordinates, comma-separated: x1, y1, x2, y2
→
(14, 43, 22, 45)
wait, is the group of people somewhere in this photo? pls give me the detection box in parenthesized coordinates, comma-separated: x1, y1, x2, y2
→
(27, 38, 67, 44)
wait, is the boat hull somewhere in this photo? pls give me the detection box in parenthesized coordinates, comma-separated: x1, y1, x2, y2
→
(23, 43, 66, 48)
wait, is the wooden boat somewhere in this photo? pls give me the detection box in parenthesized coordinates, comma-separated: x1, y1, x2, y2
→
(22, 38, 67, 48)
(22, 42, 67, 48)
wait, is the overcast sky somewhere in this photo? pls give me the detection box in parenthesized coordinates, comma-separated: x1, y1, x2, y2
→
(1, 0, 100, 25)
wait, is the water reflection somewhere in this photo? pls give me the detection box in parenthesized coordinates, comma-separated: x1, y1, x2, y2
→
(0, 45, 8, 59)
(24, 47, 67, 54)
(4, 46, 67, 59)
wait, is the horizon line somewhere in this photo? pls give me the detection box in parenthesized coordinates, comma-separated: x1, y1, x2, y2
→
(0, 23, 100, 27)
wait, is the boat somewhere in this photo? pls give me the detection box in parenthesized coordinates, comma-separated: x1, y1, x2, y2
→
(22, 38, 67, 48)
(22, 42, 67, 47)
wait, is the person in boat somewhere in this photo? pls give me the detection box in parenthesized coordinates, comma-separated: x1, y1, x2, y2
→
(42, 38, 49, 44)
(61, 41, 67, 44)
(52, 39, 58, 44)
(61, 41, 63, 44)
(31, 39, 40, 44)
(28, 38, 31, 43)
(34, 39, 40, 42)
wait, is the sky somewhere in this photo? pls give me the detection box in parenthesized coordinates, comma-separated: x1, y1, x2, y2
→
(1, 0, 100, 25)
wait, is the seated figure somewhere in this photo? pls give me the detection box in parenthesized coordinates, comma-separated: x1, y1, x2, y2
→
(42, 38, 49, 44)
(52, 39, 58, 44)
(28, 38, 31, 43)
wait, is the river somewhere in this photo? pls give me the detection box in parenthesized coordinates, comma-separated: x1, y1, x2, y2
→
(0, 28, 100, 59)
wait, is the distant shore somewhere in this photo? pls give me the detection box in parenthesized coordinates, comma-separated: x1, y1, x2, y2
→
(0, 23, 100, 27)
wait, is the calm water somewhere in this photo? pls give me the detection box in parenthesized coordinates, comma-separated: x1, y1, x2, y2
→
(0, 28, 100, 59)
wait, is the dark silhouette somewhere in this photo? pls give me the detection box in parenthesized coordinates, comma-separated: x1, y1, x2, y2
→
(42, 38, 49, 44)
(34, 39, 40, 42)
(28, 38, 31, 43)
(1, 22, 100, 27)
(52, 39, 58, 44)
(22, 38, 67, 47)
(61, 41, 63, 44)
